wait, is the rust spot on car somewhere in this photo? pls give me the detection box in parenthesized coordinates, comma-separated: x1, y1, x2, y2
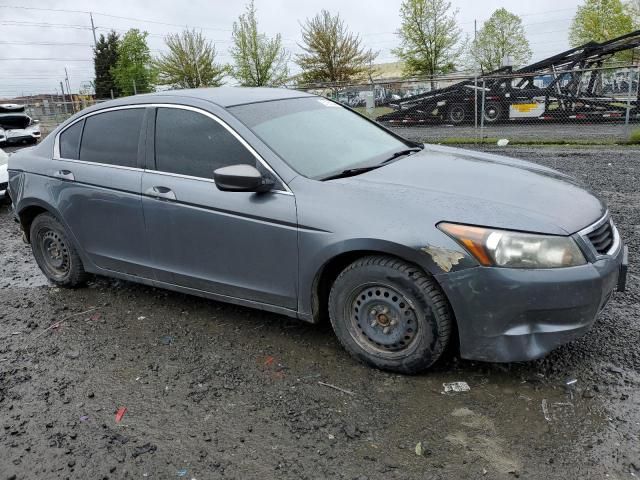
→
(421, 246, 465, 273)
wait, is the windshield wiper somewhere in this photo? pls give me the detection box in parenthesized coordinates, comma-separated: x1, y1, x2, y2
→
(380, 147, 423, 164)
(320, 147, 423, 181)
(320, 165, 384, 181)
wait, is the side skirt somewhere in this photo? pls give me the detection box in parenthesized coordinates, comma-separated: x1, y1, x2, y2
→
(86, 265, 311, 322)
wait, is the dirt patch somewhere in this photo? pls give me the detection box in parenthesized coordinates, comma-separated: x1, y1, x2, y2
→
(0, 145, 638, 479)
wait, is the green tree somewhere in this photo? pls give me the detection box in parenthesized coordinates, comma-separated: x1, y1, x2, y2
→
(155, 29, 227, 88)
(470, 8, 532, 72)
(111, 29, 155, 96)
(569, 0, 634, 46)
(230, 1, 290, 86)
(296, 10, 377, 84)
(93, 30, 120, 98)
(393, 0, 464, 79)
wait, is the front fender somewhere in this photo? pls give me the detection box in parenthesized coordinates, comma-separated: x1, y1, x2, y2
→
(298, 236, 475, 321)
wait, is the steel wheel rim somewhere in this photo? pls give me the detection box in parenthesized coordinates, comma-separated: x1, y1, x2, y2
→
(348, 284, 419, 355)
(484, 105, 500, 121)
(39, 229, 70, 279)
(450, 106, 465, 123)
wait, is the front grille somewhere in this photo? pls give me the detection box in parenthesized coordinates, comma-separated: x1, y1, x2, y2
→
(586, 219, 614, 255)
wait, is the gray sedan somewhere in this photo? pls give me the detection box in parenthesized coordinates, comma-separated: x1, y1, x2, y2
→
(7, 88, 627, 373)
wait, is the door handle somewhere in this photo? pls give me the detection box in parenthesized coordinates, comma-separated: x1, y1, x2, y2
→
(54, 169, 75, 181)
(145, 186, 177, 200)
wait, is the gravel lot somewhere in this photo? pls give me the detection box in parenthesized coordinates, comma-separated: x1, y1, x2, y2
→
(0, 145, 638, 479)
(388, 121, 640, 143)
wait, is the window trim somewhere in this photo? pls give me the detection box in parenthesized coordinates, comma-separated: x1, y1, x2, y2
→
(53, 105, 147, 171)
(53, 103, 292, 195)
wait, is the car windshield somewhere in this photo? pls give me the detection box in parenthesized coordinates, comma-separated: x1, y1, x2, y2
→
(229, 97, 411, 179)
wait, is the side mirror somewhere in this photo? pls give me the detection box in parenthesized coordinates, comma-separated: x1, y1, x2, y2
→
(213, 164, 275, 193)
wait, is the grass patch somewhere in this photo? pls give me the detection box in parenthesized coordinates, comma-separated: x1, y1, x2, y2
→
(417, 137, 634, 146)
(628, 128, 640, 144)
(353, 106, 394, 119)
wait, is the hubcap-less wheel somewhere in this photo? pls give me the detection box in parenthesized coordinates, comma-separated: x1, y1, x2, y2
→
(448, 105, 466, 124)
(38, 229, 71, 279)
(350, 285, 419, 355)
(329, 256, 453, 374)
(483, 103, 502, 123)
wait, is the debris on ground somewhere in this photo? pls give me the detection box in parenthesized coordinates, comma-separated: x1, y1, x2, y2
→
(497, 139, 509, 146)
(115, 407, 127, 423)
(318, 381, 355, 396)
(541, 399, 551, 422)
(132, 443, 157, 458)
(442, 382, 470, 393)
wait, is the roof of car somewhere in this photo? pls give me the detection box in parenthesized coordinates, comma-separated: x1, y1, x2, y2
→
(140, 87, 316, 108)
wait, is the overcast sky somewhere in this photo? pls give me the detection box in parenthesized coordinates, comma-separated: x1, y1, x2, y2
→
(0, 0, 583, 98)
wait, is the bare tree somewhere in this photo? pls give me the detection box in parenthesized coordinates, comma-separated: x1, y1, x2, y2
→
(155, 29, 226, 89)
(296, 10, 377, 84)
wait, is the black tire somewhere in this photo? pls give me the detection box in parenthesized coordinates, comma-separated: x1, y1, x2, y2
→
(483, 102, 504, 124)
(30, 213, 88, 287)
(447, 103, 468, 125)
(328, 256, 452, 374)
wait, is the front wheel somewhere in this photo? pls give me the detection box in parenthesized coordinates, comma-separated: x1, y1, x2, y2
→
(30, 213, 88, 287)
(328, 256, 453, 374)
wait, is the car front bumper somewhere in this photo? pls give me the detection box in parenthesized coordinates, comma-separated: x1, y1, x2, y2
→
(436, 243, 627, 362)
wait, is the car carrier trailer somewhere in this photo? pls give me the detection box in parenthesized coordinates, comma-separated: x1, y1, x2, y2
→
(376, 30, 640, 125)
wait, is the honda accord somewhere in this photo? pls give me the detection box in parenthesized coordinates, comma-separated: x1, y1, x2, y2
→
(7, 88, 628, 373)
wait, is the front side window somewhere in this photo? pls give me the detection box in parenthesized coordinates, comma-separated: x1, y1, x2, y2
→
(79, 108, 144, 167)
(229, 97, 409, 179)
(59, 120, 83, 159)
(154, 108, 255, 178)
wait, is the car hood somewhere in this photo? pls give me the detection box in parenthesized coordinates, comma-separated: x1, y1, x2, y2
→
(334, 144, 605, 235)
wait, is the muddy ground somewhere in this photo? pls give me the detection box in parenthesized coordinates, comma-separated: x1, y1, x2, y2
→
(0, 145, 638, 480)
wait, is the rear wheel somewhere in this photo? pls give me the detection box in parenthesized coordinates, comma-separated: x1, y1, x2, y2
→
(447, 103, 468, 125)
(483, 102, 504, 123)
(30, 213, 88, 287)
(328, 256, 452, 374)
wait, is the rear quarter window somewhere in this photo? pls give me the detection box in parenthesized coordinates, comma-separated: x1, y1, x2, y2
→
(79, 109, 144, 167)
(59, 120, 83, 159)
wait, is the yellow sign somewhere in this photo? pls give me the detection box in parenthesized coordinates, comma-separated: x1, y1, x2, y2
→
(512, 103, 539, 113)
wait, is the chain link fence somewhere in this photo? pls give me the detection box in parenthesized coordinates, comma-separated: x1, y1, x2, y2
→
(6, 65, 639, 145)
(297, 65, 640, 144)
(14, 96, 109, 136)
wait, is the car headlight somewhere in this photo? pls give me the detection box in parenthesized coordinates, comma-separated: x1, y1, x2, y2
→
(438, 222, 586, 268)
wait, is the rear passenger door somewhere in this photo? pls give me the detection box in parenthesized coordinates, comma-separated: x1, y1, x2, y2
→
(141, 106, 298, 310)
(53, 107, 151, 277)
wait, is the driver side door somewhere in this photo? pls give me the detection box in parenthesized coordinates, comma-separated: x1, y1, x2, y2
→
(141, 105, 298, 310)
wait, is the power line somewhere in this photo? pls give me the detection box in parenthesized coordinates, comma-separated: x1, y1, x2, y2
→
(0, 20, 91, 30)
(0, 4, 232, 32)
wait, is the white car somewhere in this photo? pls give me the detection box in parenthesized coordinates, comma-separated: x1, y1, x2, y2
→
(0, 148, 8, 200)
(0, 104, 41, 146)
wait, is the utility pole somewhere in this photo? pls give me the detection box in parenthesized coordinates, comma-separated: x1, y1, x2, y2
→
(65, 68, 74, 113)
(89, 12, 98, 48)
(60, 81, 69, 114)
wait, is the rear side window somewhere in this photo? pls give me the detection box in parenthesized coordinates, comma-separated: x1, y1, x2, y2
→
(155, 108, 255, 178)
(79, 109, 144, 167)
(59, 120, 83, 159)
